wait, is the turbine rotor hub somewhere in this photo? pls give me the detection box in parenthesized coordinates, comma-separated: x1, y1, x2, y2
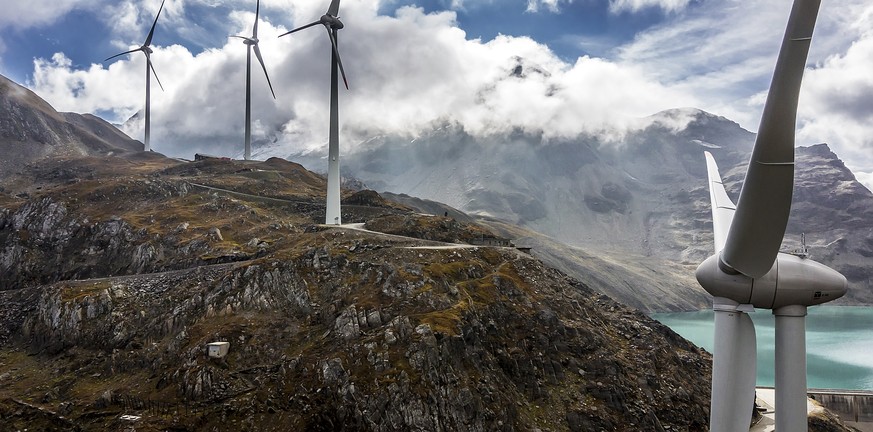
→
(696, 252, 847, 309)
(320, 14, 344, 29)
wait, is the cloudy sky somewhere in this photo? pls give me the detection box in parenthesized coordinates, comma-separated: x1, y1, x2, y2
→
(1, 0, 871, 189)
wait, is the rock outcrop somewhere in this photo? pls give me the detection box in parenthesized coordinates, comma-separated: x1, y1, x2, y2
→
(0, 152, 715, 431)
(0, 78, 857, 431)
(8, 238, 714, 431)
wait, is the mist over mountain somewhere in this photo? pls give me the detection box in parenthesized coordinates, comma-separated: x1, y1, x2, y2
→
(1, 74, 727, 431)
(292, 108, 873, 306)
(0, 73, 864, 429)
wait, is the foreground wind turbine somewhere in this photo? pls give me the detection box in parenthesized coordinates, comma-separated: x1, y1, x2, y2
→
(105, 0, 166, 152)
(231, 0, 276, 161)
(279, 0, 349, 225)
(695, 1, 847, 431)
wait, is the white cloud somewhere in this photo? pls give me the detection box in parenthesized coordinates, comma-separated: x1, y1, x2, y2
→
(101, 2, 147, 47)
(616, 0, 873, 175)
(855, 171, 873, 193)
(31, 52, 144, 121)
(0, 0, 104, 30)
(616, 0, 790, 108)
(18, 0, 873, 186)
(799, 9, 873, 184)
(26, 2, 699, 159)
(526, 0, 693, 15)
(608, 0, 691, 14)
(526, 0, 565, 13)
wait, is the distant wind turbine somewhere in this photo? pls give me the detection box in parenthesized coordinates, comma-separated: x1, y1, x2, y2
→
(279, 0, 349, 225)
(695, 0, 847, 431)
(105, 0, 166, 153)
(231, 0, 276, 161)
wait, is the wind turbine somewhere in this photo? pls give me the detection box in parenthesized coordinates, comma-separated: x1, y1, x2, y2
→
(279, 0, 349, 225)
(231, 0, 276, 161)
(695, 1, 847, 431)
(105, 0, 166, 153)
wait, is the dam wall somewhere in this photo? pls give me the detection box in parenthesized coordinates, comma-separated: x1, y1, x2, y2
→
(808, 389, 873, 431)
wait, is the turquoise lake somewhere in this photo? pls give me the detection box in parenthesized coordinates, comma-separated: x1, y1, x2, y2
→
(651, 306, 873, 390)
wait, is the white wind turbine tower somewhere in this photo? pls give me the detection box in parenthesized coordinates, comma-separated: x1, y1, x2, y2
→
(695, 0, 847, 431)
(279, 0, 349, 225)
(105, 0, 166, 153)
(231, 0, 276, 161)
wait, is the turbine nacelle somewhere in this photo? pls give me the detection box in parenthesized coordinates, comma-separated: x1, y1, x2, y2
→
(696, 252, 847, 310)
(230, 35, 259, 46)
(142, 46, 153, 55)
(321, 14, 344, 29)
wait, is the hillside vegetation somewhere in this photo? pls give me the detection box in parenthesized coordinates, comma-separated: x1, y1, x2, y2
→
(0, 153, 719, 431)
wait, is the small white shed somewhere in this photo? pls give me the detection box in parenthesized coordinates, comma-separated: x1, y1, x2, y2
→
(207, 341, 230, 358)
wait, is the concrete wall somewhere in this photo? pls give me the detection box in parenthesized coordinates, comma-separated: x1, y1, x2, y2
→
(808, 389, 873, 429)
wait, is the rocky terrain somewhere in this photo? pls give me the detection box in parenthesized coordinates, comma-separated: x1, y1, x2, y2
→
(291, 109, 873, 308)
(1, 155, 859, 432)
(0, 152, 724, 431)
(0, 75, 142, 180)
(0, 73, 860, 431)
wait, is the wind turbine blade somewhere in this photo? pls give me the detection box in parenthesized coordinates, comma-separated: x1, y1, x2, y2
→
(710, 306, 757, 432)
(253, 45, 276, 99)
(147, 56, 164, 91)
(144, 0, 166, 47)
(105, 48, 142, 62)
(278, 20, 320, 37)
(229, 35, 247, 40)
(720, 0, 820, 278)
(326, 28, 349, 90)
(253, 0, 260, 38)
(704, 152, 736, 255)
(327, 0, 341, 17)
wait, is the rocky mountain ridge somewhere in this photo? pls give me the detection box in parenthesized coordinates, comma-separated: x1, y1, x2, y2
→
(0, 75, 142, 180)
(0, 153, 723, 431)
(292, 109, 873, 307)
(0, 75, 858, 430)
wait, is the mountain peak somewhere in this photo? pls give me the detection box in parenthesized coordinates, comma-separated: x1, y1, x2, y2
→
(646, 107, 724, 125)
(1, 74, 61, 121)
(508, 55, 551, 79)
(800, 142, 835, 157)
(0, 74, 143, 179)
